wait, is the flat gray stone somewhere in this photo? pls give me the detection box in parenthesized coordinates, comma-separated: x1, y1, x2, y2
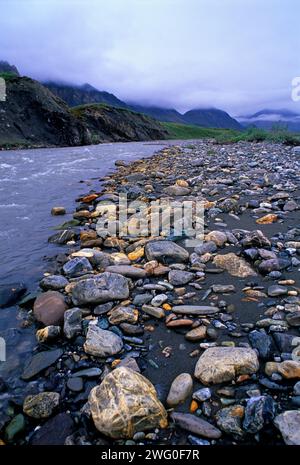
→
(22, 349, 63, 380)
(172, 305, 220, 315)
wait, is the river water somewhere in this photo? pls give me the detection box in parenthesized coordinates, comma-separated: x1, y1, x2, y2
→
(0, 140, 171, 381)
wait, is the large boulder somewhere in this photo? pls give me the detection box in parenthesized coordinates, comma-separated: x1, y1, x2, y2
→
(33, 291, 67, 326)
(71, 272, 129, 305)
(88, 367, 168, 438)
(194, 347, 259, 385)
(145, 240, 189, 263)
(213, 253, 257, 278)
(274, 410, 300, 445)
(83, 324, 123, 357)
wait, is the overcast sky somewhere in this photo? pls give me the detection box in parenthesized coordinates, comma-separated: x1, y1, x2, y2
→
(1, 0, 300, 115)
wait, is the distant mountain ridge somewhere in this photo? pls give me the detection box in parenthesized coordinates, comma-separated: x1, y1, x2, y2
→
(45, 81, 242, 130)
(238, 108, 300, 132)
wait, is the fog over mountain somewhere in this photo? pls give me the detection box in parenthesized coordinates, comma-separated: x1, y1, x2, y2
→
(1, 0, 300, 114)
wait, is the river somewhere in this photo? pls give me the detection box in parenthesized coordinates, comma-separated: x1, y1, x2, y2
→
(0, 140, 172, 382)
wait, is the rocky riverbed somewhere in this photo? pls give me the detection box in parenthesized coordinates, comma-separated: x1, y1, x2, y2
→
(1, 140, 300, 445)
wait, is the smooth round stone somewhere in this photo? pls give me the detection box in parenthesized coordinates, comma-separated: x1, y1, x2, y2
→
(166, 373, 193, 407)
(267, 285, 288, 297)
(40, 275, 69, 291)
(67, 377, 83, 392)
(151, 294, 168, 307)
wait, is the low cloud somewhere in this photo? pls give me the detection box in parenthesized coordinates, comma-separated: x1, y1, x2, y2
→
(1, 0, 300, 114)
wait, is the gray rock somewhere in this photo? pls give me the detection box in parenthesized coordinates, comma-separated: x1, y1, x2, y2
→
(195, 241, 217, 255)
(48, 230, 75, 245)
(164, 185, 191, 196)
(274, 410, 300, 445)
(211, 284, 235, 293)
(105, 265, 146, 279)
(133, 293, 153, 306)
(63, 307, 82, 339)
(286, 311, 300, 326)
(192, 388, 211, 402)
(84, 324, 123, 357)
(63, 257, 93, 277)
(172, 305, 219, 315)
(30, 413, 74, 445)
(71, 272, 129, 305)
(72, 367, 102, 378)
(119, 322, 144, 335)
(94, 302, 114, 315)
(170, 412, 221, 439)
(145, 240, 189, 263)
(141, 304, 165, 318)
(249, 330, 275, 360)
(273, 333, 295, 352)
(90, 251, 114, 269)
(40, 275, 68, 290)
(168, 270, 194, 286)
(294, 381, 300, 395)
(67, 377, 83, 392)
(258, 258, 290, 274)
(241, 230, 271, 248)
(166, 373, 193, 406)
(215, 405, 244, 437)
(151, 294, 168, 307)
(283, 200, 298, 211)
(267, 285, 288, 297)
(22, 349, 63, 380)
(243, 395, 275, 433)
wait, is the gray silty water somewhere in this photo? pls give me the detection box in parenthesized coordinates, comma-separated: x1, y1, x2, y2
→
(0, 141, 169, 288)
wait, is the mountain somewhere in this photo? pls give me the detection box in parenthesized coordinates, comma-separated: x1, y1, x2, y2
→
(128, 105, 242, 129)
(0, 75, 85, 148)
(183, 108, 242, 129)
(237, 108, 300, 132)
(45, 81, 242, 129)
(44, 82, 129, 109)
(0, 60, 19, 76)
(0, 76, 167, 148)
(72, 103, 168, 144)
(127, 105, 186, 123)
